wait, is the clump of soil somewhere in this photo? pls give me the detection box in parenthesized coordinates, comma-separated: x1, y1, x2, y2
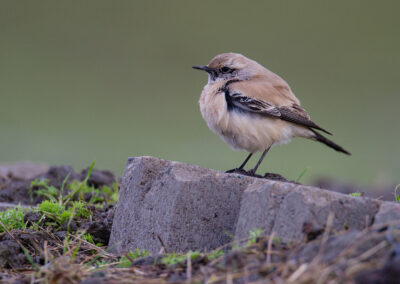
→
(0, 164, 117, 274)
(0, 165, 117, 205)
(0, 205, 115, 270)
(6, 225, 400, 284)
(1, 163, 399, 283)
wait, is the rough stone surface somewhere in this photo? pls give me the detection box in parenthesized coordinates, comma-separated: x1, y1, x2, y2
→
(235, 182, 381, 242)
(374, 201, 400, 229)
(109, 156, 400, 255)
(109, 156, 257, 254)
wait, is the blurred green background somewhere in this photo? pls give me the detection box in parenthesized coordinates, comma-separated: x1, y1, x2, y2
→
(0, 1, 399, 185)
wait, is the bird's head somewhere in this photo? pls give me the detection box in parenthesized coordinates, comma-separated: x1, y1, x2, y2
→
(193, 53, 263, 84)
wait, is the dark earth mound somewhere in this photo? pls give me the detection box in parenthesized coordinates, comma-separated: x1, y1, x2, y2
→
(0, 162, 399, 283)
(0, 165, 117, 205)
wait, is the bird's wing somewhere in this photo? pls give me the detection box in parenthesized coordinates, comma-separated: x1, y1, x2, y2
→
(228, 92, 281, 116)
(226, 79, 332, 135)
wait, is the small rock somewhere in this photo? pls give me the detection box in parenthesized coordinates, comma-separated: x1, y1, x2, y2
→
(54, 231, 68, 240)
(24, 212, 41, 226)
(0, 240, 24, 268)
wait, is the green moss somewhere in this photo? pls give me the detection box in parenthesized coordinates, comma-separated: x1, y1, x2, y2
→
(38, 200, 65, 216)
(70, 201, 90, 219)
(38, 199, 90, 225)
(82, 233, 95, 244)
(0, 206, 26, 232)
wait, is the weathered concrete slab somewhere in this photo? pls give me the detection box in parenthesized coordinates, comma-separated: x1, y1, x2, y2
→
(109, 156, 399, 255)
(235, 182, 381, 241)
(109, 156, 258, 254)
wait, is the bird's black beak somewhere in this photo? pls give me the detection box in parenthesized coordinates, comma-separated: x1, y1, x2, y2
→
(192, 65, 213, 73)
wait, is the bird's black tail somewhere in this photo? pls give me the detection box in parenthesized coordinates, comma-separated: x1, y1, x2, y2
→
(311, 130, 351, 155)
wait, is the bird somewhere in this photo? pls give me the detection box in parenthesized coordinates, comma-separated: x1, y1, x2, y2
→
(193, 53, 350, 177)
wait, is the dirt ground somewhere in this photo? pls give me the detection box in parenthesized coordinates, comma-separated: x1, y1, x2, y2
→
(0, 164, 399, 283)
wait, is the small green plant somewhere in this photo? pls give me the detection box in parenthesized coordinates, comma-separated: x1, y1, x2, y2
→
(116, 249, 150, 268)
(349, 192, 361, 197)
(38, 200, 70, 224)
(0, 205, 26, 232)
(394, 184, 400, 202)
(64, 161, 95, 205)
(161, 250, 201, 266)
(101, 183, 119, 204)
(37, 199, 90, 226)
(30, 179, 60, 202)
(70, 201, 90, 219)
(31, 162, 119, 228)
(207, 249, 224, 260)
(295, 167, 309, 183)
(31, 172, 70, 203)
(247, 227, 263, 246)
(31, 161, 118, 207)
(31, 162, 96, 204)
(82, 233, 95, 244)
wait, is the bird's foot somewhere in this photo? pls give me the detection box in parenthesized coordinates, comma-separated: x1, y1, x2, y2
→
(263, 172, 289, 182)
(245, 169, 264, 178)
(226, 168, 291, 182)
(226, 168, 264, 178)
(225, 168, 248, 175)
(226, 169, 290, 182)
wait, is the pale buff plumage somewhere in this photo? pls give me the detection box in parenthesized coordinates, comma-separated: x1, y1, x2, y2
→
(198, 53, 312, 152)
(193, 53, 349, 174)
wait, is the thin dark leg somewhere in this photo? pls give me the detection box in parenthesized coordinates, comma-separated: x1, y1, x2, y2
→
(226, 153, 253, 173)
(248, 147, 271, 175)
(238, 153, 253, 170)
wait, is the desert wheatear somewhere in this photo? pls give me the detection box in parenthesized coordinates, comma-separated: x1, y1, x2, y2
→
(193, 53, 350, 176)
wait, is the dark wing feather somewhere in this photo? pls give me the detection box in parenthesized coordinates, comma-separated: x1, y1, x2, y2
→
(228, 93, 332, 135)
(229, 93, 281, 117)
(278, 105, 332, 135)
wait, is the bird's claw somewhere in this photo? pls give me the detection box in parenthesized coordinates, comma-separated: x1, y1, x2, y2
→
(226, 168, 262, 178)
(226, 168, 288, 181)
(225, 168, 247, 174)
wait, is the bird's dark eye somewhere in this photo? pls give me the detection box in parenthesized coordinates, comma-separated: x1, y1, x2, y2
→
(221, 66, 231, 73)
